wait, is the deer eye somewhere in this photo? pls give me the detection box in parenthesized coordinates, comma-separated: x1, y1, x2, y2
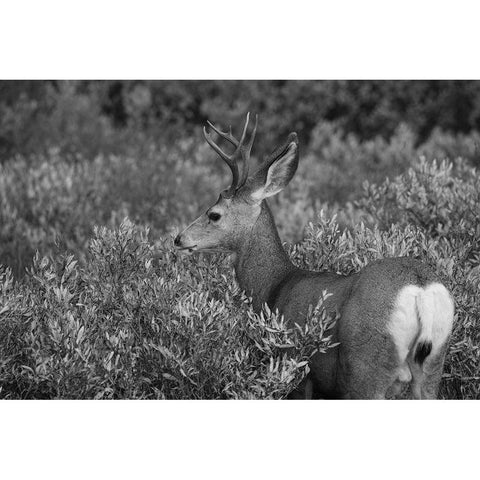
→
(208, 212, 221, 222)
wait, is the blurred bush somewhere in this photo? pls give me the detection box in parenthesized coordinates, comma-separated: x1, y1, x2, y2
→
(3, 80, 480, 161)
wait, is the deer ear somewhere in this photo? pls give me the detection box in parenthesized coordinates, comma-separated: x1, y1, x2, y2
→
(249, 133, 299, 202)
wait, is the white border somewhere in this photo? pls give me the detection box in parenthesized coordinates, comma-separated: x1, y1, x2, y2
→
(1, 400, 478, 479)
(1, 2, 479, 478)
(1, 1, 480, 79)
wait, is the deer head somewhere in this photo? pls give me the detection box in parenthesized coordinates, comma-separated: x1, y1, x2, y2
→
(174, 113, 299, 254)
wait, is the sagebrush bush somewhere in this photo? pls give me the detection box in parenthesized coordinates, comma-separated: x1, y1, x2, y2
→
(0, 140, 227, 276)
(300, 122, 480, 204)
(0, 220, 335, 399)
(359, 159, 480, 257)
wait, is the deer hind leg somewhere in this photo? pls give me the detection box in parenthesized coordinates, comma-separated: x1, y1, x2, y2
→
(337, 337, 403, 399)
(348, 355, 412, 399)
(338, 367, 397, 399)
(339, 283, 453, 400)
(386, 364, 413, 398)
(409, 340, 449, 399)
(336, 309, 410, 399)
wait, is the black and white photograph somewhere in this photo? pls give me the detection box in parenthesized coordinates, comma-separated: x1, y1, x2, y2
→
(1, 2, 479, 479)
(1, 79, 477, 401)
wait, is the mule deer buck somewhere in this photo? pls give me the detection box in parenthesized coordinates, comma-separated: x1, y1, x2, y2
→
(174, 113, 454, 399)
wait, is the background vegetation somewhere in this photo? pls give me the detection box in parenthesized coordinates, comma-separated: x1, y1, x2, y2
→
(0, 81, 479, 398)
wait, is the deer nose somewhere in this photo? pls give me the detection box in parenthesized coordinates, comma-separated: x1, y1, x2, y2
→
(174, 234, 182, 247)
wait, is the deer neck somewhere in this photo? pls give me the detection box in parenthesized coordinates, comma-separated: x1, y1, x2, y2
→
(233, 201, 296, 312)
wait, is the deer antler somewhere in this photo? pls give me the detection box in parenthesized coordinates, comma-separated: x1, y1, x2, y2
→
(203, 112, 258, 197)
(238, 114, 257, 188)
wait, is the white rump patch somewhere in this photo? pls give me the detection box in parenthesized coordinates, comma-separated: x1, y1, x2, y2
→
(388, 282, 454, 367)
(388, 286, 421, 363)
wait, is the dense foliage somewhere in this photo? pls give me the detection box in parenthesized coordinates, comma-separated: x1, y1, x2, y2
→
(0, 221, 335, 399)
(1, 159, 478, 399)
(2, 115, 480, 276)
(1, 81, 479, 398)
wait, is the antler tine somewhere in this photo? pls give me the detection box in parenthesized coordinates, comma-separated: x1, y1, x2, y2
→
(233, 112, 250, 188)
(238, 112, 250, 147)
(203, 126, 230, 161)
(203, 112, 257, 196)
(203, 125, 240, 195)
(206, 121, 239, 148)
(238, 113, 258, 187)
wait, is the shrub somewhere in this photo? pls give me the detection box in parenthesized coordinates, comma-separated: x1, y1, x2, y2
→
(0, 139, 226, 277)
(0, 220, 335, 399)
(300, 122, 480, 205)
(358, 158, 480, 265)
